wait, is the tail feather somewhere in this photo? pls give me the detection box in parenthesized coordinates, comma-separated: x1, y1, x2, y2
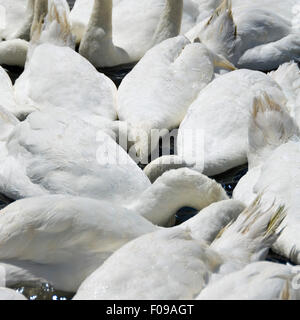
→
(211, 195, 286, 263)
(199, 0, 237, 62)
(29, 0, 75, 58)
(248, 92, 300, 168)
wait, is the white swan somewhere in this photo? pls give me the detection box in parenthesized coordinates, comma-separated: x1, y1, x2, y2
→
(0, 0, 71, 68)
(196, 261, 300, 300)
(186, 0, 300, 71)
(0, 104, 229, 224)
(0, 0, 48, 67)
(0, 108, 147, 205)
(233, 93, 300, 264)
(0, 2, 115, 120)
(116, 35, 235, 162)
(12, 42, 116, 120)
(0, 0, 35, 41)
(78, 0, 183, 67)
(0, 172, 231, 292)
(143, 68, 286, 182)
(73, 199, 284, 299)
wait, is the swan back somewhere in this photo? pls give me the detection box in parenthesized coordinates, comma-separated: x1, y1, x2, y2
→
(0, 195, 155, 291)
(177, 69, 286, 176)
(14, 43, 117, 121)
(73, 227, 221, 300)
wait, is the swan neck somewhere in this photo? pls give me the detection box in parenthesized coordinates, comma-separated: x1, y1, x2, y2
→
(90, 0, 112, 35)
(128, 169, 228, 227)
(152, 0, 183, 46)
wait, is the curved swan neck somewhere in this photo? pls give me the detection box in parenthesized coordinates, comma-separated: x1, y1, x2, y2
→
(127, 168, 228, 227)
(152, 0, 183, 46)
(30, 0, 49, 39)
(89, 0, 112, 36)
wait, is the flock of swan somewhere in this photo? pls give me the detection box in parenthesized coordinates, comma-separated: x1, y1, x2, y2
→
(0, 0, 299, 300)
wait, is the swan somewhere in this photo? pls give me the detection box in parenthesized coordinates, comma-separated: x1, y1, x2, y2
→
(0, 108, 148, 205)
(233, 93, 300, 264)
(1, 1, 115, 120)
(196, 261, 300, 300)
(12, 41, 116, 120)
(0, 0, 70, 68)
(116, 35, 236, 162)
(0, 0, 48, 68)
(0, 0, 69, 40)
(185, 0, 300, 71)
(0, 172, 232, 292)
(70, 0, 212, 46)
(0, 0, 35, 41)
(78, 0, 184, 67)
(73, 198, 284, 299)
(142, 68, 286, 182)
(0, 104, 229, 224)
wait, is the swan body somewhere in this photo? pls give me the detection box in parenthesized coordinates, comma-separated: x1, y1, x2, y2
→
(186, 0, 300, 71)
(73, 200, 284, 299)
(13, 43, 117, 121)
(142, 68, 287, 181)
(0, 108, 149, 205)
(197, 261, 300, 300)
(117, 35, 235, 162)
(175, 69, 285, 177)
(78, 0, 184, 67)
(0, 195, 156, 292)
(0, 0, 32, 41)
(233, 94, 300, 264)
(0, 171, 230, 292)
